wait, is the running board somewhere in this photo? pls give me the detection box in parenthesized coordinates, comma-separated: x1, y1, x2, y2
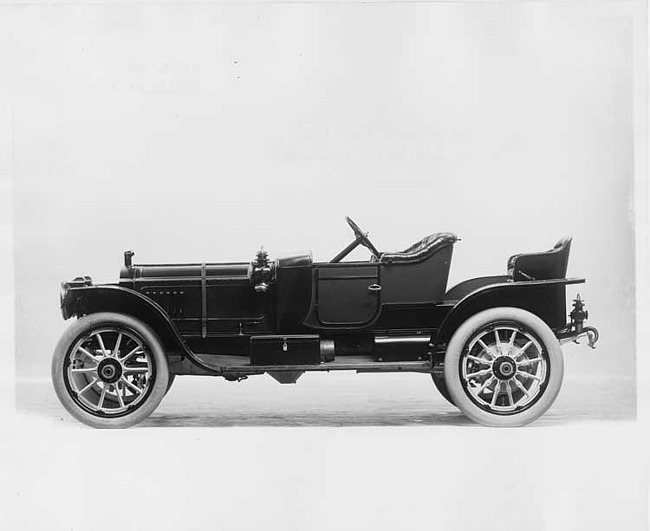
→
(168, 355, 432, 377)
(221, 360, 432, 375)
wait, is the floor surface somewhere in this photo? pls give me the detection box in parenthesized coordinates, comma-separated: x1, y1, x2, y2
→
(17, 371, 636, 428)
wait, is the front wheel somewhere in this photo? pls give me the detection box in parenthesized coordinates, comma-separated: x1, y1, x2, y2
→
(443, 307, 563, 427)
(52, 312, 170, 428)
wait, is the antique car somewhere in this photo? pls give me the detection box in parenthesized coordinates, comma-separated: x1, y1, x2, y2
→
(52, 217, 599, 428)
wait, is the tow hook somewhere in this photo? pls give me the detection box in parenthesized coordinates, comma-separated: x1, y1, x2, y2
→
(582, 327, 599, 349)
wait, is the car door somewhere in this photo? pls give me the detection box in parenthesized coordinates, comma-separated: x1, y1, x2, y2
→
(316, 263, 381, 325)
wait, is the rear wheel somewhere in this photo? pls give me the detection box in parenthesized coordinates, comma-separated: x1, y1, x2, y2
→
(52, 312, 169, 428)
(443, 307, 563, 427)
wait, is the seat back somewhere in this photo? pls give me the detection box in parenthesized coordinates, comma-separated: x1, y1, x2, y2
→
(380, 232, 458, 264)
(379, 232, 458, 304)
(507, 237, 572, 281)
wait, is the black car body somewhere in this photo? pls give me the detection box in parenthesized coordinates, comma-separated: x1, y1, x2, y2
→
(53, 217, 599, 428)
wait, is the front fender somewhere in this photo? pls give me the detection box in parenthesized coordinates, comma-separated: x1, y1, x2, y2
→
(62, 284, 187, 354)
(435, 278, 585, 346)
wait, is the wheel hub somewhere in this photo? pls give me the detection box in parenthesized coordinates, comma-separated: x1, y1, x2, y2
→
(493, 356, 516, 380)
(98, 358, 123, 383)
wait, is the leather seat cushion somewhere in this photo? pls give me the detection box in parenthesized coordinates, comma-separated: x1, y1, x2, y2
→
(380, 232, 458, 264)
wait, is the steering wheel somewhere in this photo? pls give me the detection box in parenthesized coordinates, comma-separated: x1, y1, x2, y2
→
(346, 216, 380, 258)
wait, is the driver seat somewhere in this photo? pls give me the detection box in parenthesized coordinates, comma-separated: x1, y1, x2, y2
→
(379, 232, 458, 264)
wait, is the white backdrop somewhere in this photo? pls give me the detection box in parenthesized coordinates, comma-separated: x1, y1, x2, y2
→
(9, 1, 636, 383)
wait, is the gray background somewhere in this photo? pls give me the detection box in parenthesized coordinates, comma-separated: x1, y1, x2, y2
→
(10, 2, 635, 391)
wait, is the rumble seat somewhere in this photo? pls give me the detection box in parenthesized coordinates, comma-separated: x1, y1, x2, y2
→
(507, 237, 572, 281)
(379, 232, 458, 264)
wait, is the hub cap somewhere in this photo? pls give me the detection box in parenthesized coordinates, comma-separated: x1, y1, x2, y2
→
(460, 325, 548, 414)
(493, 356, 516, 379)
(98, 358, 123, 383)
(65, 327, 154, 416)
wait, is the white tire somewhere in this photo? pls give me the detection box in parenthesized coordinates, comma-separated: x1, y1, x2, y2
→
(443, 307, 564, 427)
(52, 312, 169, 429)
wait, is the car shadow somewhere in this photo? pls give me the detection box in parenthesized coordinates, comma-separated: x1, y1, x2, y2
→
(137, 406, 634, 428)
(139, 409, 476, 428)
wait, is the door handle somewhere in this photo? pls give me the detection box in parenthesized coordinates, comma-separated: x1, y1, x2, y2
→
(368, 284, 382, 292)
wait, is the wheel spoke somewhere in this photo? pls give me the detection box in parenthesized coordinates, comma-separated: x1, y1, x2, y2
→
(512, 377, 530, 397)
(513, 341, 533, 359)
(98, 384, 108, 409)
(491, 381, 502, 406)
(466, 368, 492, 379)
(112, 333, 123, 358)
(95, 332, 108, 356)
(517, 370, 541, 382)
(77, 347, 99, 364)
(121, 346, 144, 363)
(120, 377, 143, 395)
(77, 377, 99, 396)
(507, 330, 517, 351)
(505, 380, 514, 407)
(467, 355, 492, 365)
(508, 330, 517, 346)
(477, 339, 495, 359)
(114, 383, 125, 408)
(494, 330, 501, 349)
(123, 367, 149, 375)
(517, 358, 541, 368)
(477, 376, 496, 394)
(71, 367, 98, 374)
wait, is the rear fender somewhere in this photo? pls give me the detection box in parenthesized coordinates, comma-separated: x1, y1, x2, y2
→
(434, 278, 585, 348)
(62, 285, 187, 354)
